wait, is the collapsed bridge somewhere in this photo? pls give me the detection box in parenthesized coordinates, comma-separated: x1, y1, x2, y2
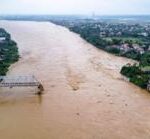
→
(0, 75, 44, 94)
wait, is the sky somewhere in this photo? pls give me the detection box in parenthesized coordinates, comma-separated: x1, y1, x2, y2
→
(0, 0, 150, 15)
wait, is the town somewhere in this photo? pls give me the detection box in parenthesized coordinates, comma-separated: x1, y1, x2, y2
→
(52, 19, 150, 59)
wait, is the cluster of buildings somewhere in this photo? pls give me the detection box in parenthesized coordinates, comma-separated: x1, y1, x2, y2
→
(83, 22, 150, 38)
(67, 21, 150, 53)
(111, 43, 145, 54)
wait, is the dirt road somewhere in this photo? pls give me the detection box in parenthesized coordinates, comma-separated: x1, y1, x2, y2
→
(0, 21, 150, 139)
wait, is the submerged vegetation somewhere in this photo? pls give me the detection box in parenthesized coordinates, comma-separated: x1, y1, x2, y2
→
(0, 28, 19, 75)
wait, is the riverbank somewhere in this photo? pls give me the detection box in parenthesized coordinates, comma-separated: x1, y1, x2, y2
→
(121, 53, 150, 91)
(50, 19, 150, 92)
(0, 21, 150, 139)
(0, 28, 19, 75)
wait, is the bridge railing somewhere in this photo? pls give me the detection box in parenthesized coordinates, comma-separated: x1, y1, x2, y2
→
(0, 75, 44, 94)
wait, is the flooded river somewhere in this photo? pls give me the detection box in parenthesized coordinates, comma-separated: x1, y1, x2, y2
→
(0, 21, 150, 139)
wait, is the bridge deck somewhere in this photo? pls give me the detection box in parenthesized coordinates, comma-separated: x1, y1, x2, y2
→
(0, 76, 40, 87)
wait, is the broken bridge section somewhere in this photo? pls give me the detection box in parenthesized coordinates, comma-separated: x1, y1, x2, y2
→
(0, 75, 44, 94)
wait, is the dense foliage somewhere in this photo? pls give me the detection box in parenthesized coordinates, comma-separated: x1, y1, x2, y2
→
(140, 52, 150, 67)
(0, 28, 19, 75)
(121, 52, 150, 89)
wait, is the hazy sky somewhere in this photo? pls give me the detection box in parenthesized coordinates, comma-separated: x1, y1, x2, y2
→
(0, 0, 150, 15)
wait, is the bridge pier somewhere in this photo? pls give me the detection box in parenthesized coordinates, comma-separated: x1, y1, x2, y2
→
(37, 84, 44, 95)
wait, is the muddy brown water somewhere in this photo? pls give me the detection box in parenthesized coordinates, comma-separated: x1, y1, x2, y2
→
(0, 21, 150, 139)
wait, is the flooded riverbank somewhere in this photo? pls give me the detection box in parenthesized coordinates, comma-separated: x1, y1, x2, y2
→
(0, 21, 150, 139)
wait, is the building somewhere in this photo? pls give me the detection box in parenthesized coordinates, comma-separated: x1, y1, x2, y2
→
(132, 44, 145, 54)
(0, 37, 5, 42)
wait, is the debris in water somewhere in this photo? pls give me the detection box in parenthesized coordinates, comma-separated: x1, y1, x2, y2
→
(76, 113, 80, 116)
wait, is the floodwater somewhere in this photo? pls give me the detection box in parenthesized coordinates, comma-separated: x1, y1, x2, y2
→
(0, 21, 150, 139)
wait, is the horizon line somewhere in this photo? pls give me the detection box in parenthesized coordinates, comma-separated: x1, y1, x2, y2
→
(0, 14, 150, 17)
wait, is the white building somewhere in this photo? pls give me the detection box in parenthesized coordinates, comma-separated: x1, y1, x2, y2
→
(0, 37, 5, 42)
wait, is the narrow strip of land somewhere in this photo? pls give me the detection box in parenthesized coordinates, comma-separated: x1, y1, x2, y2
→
(0, 21, 150, 139)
